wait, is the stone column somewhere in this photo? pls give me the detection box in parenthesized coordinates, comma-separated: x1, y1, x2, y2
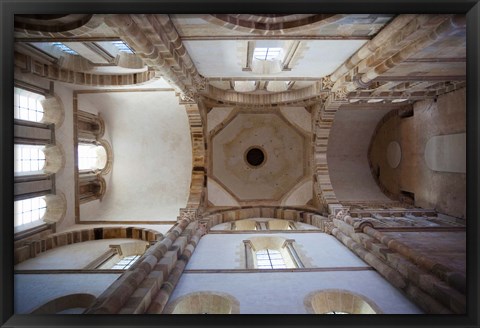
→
(42, 143, 65, 174)
(85, 216, 194, 314)
(40, 96, 65, 127)
(243, 240, 255, 269)
(146, 225, 206, 314)
(283, 239, 304, 268)
(362, 225, 466, 293)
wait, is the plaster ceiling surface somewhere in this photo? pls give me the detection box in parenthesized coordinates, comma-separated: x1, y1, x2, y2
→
(327, 109, 391, 202)
(170, 14, 394, 38)
(183, 40, 367, 78)
(211, 112, 309, 201)
(78, 91, 192, 221)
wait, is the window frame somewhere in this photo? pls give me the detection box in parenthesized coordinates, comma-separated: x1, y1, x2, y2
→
(14, 196, 47, 232)
(14, 86, 46, 123)
(14, 143, 46, 175)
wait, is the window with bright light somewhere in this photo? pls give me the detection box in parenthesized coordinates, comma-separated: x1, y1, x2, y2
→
(14, 144, 46, 174)
(111, 255, 140, 270)
(255, 249, 287, 269)
(253, 47, 282, 61)
(111, 40, 134, 54)
(78, 143, 106, 171)
(14, 87, 45, 122)
(51, 42, 77, 54)
(14, 196, 47, 228)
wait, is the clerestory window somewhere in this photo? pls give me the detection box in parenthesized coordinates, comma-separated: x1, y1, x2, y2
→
(253, 47, 283, 61)
(94, 40, 134, 57)
(14, 87, 45, 122)
(78, 143, 107, 172)
(111, 255, 141, 270)
(111, 40, 134, 54)
(14, 144, 46, 174)
(50, 42, 77, 54)
(244, 236, 305, 269)
(14, 196, 47, 228)
(255, 249, 287, 269)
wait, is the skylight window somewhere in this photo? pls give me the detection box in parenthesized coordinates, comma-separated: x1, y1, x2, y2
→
(14, 87, 45, 122)
(256, 249, 287, 269)
(111, 255, 140, 270)
(253, 47, 282, 61)
(50, 42, 77, 55)
(14, 144, 46, 173)
(111, 41, 134, 54)
(14, 196, 47, 228)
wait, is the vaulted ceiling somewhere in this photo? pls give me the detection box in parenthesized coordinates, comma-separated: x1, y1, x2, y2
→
(13, 13, 467, 217)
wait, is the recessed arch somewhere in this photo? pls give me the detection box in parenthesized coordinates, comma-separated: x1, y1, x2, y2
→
(30, 293, 96, 314)
(164, 291, 240, 314)
(304, 289, 382, 314)
(77, 140, 112, 175)
(206, 14, 340, 33)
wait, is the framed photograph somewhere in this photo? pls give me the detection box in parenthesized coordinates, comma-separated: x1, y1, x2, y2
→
(1, 1, 478, 328)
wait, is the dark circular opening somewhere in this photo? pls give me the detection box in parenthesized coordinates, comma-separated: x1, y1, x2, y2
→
(246, 148, 265, 167)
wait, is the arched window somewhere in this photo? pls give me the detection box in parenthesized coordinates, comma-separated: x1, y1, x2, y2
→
(14, 193, 67, 234)
(14, 87, 45, 122)
(243, 236, 304, 269)
(111, 255, 141, 270)
(14, 196, 47, 228)
(86, 241, 148, 270)
(255, 249, 287, 269)
(14, 144, 45, 174)
(78, 143, 107, 172)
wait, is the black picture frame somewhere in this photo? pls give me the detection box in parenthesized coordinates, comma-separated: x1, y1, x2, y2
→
(1, 1, 479, 327)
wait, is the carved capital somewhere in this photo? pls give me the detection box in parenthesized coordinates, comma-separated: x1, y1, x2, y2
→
(334, 87, 348, 101)
(178, 90, 197, 104)
(335, 207, 350, 219)
(193, 75, 207, 92)
(322, 75, 335, 90)
(179, 208, 198, 221)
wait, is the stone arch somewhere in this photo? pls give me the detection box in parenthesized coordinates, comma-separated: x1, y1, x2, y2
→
(42, 192, 67, 225)
(164, 291, 240, 314)
(304, 289, 382, 314)
(15, 52, 159, 87)
(40, 95, 65, 127)
(205, 83, 324, 107)
(97, 139, 113, 175)
(30, 293, 96, 314)
(201, 206, 330, 232)
(205, 14, 342, 34)
(14, 14, 104, 37)
(42, 143, 65, 174)
(14, 226, 162, 265)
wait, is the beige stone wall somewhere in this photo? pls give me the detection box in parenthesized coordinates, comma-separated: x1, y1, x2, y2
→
(369, 88, 466, 218)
